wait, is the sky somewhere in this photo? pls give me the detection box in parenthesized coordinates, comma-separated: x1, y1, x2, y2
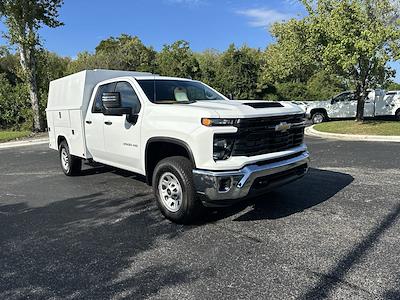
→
(0, 0, 399, 81)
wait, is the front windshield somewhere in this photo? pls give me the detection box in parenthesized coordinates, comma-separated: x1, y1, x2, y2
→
(137, 79, 225, 103)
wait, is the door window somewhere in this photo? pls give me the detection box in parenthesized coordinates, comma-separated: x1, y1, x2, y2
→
(92, 82, 116, 113)
(115, 82, 141, 113)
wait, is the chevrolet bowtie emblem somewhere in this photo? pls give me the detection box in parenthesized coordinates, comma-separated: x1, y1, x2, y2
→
(275, 122, 291, 132)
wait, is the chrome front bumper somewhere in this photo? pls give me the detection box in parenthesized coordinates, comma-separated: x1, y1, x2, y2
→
(193, 151, 310, 204)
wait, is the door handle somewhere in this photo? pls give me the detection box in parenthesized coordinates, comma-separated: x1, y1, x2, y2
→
(85, 120, 92, 124)
(104, 121, 112, 125)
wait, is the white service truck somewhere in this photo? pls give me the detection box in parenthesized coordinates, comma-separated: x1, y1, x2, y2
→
(46, 70, 309, 223)
(306, 90, 400, 124)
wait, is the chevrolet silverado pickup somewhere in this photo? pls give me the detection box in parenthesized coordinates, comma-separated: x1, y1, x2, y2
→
(46, 69, 309, 223)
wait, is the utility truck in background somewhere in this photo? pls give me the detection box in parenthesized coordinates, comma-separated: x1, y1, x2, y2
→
(46, 69, 309, 223)
(306, 89, 400, 124)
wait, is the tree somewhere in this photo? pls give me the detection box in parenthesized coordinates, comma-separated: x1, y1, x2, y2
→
(385, 80, 400, 91)
(0, 46, 19, 84)
(263, 19, 318, 84)
(302, 0, 400, 121)
(196, 49, 221, 88)
(156, 40, 201, 79)
(306, 70, 348, 100)
(217, 44, 263, 99)
(95, 34, 156, 72)
(0, 0, 64, 131)
(0, 74, 30, 129)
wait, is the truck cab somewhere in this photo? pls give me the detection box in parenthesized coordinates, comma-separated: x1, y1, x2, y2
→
(47, 70, 309, 223)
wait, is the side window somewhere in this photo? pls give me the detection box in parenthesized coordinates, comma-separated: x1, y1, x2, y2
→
(115, 82, 141, 113)
(347, 93, 356, 101)
(92, 82, 116, 113)
(333, 94, 344, 103)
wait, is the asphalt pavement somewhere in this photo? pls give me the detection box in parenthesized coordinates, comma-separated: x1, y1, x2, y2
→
(0, 137, 399, 299)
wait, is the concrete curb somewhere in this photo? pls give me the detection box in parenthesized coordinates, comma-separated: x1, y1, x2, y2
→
(0, 138, 49, 150)
(305, 125, 400, 143)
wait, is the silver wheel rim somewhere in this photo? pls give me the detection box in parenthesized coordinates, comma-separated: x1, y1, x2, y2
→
(313, 114, 324, 124)
(158, 172, 183, 213)
(61, 148, 69, 171)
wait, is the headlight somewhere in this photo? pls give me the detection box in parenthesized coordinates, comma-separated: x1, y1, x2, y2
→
(213, 134, 235, 160)
(202, 118, 237, 127)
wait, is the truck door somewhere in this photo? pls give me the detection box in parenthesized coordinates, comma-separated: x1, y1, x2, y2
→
(364, 91, 376, 117)
(329, 92, 356, 118)
(85, 82, 116, 160)
(103, 81, 143, 173)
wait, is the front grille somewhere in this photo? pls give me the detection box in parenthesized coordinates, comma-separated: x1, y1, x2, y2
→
(232, 114, 305, 157)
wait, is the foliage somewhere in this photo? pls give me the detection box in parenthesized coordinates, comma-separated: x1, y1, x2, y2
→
(0, 0, 64, 131)
(156, 40, 201, 79)
(301, 0, 400, 120)
(306, 70, 348, 100)
(385, 81, 400, 91)
(216, 44, 263, 99)
(196, 49, 221, 87)
(68, 35, 157, 74)
(0, 74, 30, 129)
(263, 19, 318, 84)
(275, 82, 309, 101)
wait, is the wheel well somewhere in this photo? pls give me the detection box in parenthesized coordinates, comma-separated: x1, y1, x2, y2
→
(145, 139, 194, 186)
(396, 108, 400, 116)
(57, 135, 67, 149)
(310, 108, 327, 117)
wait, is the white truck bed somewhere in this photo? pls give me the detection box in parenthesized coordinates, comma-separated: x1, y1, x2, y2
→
(46, 69, 152, 158)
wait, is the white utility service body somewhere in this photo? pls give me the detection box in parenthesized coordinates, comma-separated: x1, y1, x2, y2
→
(47, 70, 309, 223)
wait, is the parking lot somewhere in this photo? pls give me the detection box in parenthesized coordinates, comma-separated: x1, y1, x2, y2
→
(0, 136, 399, 299)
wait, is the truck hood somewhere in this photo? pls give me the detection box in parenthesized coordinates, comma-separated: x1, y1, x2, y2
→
(187, 100, 304, 118)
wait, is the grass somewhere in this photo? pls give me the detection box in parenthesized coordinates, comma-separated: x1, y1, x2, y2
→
(314, 121, 400, 136)
(0, 130, 31, 143)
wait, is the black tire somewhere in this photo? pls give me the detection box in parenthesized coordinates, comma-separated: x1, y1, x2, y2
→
(152, 156, 204, 224)
(395, 110, 400, 121)
(59, 140, 82, 176)
(311, 111, 327, 124)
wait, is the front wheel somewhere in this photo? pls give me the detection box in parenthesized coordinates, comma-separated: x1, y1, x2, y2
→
(59, 140, 82, 176)
(152, 156, 204, 224)
(311, 112, 326, 124)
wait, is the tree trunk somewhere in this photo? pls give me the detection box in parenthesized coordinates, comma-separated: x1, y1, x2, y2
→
(19, 46, 44, 132)
(355, 82, 368, 122)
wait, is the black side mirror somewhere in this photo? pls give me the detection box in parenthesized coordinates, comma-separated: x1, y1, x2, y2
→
(102, 92, 131, 116)
(102, 92, 121, 109)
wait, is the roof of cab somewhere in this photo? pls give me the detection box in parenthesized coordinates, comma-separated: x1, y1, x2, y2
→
(133, 75, 196, 81)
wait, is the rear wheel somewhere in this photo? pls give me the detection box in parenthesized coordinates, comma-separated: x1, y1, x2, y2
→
(311, 111, 327, 124)
(59, 140, 82, 176)
(395, 110, 400, 121)
(153, 156, 204, 224)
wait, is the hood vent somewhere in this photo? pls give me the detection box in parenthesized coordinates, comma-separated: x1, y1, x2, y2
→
(243, 102, 283, 109)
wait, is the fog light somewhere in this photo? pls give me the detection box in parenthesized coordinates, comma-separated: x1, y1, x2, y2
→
(218, 177, 232, 192)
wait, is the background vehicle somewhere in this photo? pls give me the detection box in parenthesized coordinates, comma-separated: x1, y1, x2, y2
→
(306, 89, 400, 123)
(46, 69, 309, 223)
(291, 101, 308, 113)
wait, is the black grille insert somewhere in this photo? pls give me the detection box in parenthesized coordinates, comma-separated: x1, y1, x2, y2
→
(232, 114, 305, 157)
